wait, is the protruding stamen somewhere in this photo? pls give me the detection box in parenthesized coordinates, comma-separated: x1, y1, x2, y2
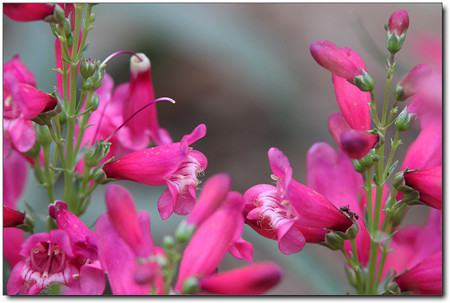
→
(100, 50, 143, 67)
(105, 97, 176, 142)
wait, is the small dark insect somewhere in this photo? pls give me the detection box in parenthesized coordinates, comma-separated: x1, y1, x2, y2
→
(340, 205, 359, 220)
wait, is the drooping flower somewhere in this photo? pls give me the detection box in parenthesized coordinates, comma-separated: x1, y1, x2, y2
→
(395, 251, 442, 295)
(200, 262, 282, 295)
(243, 147, 353, 255)
(103, 124, 208, 219)
(3, 3, 55, 22)
(404, 166, 442, 209)
(396, 64, 433, 101)
(3, 206, 25, 228)
(310, 40, 363, 81)
(4, 55, 57, 120)
(325, 45, 377, 159)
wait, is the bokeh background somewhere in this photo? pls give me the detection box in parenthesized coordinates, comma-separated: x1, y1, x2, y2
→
(3, 3, 442, 294)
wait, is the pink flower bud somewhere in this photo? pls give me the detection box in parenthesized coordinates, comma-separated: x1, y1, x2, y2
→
(395, 251, 442, 295)
(105, 184, 153, 257)
(404, 166, 442, 209)
(310, 40, 363, 81)
(328, 112, 377, 159)
(3, 206, 25, 228)
(388, 10, 410, 35)
(4, 4, 54, 22)
(187, 173, 231, 226)
(200, 262, 282, 295)
(396, 64, 433, 101)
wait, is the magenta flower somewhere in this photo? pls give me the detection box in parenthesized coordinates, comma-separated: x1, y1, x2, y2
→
(243, 147, 353, 255)
(310, 40, 363, 81)
(103, 124, 208, 219)
(175, 192, 247, 291)
(325, 46, 377, 159)
(395, 251, 442, 295)
(105, 184, 154, 257)
(396, 64, 433, 101)
(200, 262, 282, 295)
(404, 166, 442, 209)
(4, 55, 57, 120)
(388, 10, 410, 36)
(7, 230, 76, 295)
(3, 206, 25, 228)
(3, 3, 54, 22)
(116, 53, 172, 149)
(186, 173, 231, 227)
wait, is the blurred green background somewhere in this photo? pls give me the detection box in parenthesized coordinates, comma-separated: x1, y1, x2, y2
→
(3, 3, 441, 294)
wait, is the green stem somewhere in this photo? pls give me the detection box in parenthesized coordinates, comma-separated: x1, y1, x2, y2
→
(42, 144, 55, 203)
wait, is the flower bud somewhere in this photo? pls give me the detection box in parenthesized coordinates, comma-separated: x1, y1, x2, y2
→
(395, 64, 433, 101)
(36, 126, 52, 146)
(85, 95, 100, 113)
(182, 277, 200, 294)
(324, 232, 344, 250)
(388, 10, 409, 36)
(4, 4, 55, 22)
(395, 109, 414, 131)
(175, 220, 195, 244)
(80, 58, 98, 79)
(133, 264, 155, 286)
(52, 4, 65, 23)
(340, 130, 376, 159)
(353, 70, 374, 91)
(163, 236, 176, 251)
(85, 141, 111, 167)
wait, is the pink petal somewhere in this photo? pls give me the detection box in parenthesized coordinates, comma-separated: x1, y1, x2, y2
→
(229, 237, 254, 263)
(3, 228, 24, 266)
(79, 262, 106, 295)
(7, 261, 26, 295)
(276, 221, 305, 255)
(268, 147, 293, 190)
(7, 118, 36, 153)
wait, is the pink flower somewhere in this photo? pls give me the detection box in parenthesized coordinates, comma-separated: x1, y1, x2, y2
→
(186, 173, 231, 227)
(404, 166, 442, 209)
(310, 40, 363, 81)
(243, 147, 353, 255)
(96, 213, 160, 295)
(4, 55, 57, 120)
(7, 230, 76, 295)
(200, 262, 282, 295)
(103, 124, 208, 219)
(105, 184, 153, 257)
(117, 53, 171, 149)
(388, 10, 410, 36)
(3, 206, 25, 228)
(395, 252, 442, 295)
(175, 192, 246, 291)
(324, 46, 377, 159)
(4, 3, 54, 22)
(396, 64, 433, 101)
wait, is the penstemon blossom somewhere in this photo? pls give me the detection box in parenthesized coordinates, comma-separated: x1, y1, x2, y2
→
(2, 4, 442, 296)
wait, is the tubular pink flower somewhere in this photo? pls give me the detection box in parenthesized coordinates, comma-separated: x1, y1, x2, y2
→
(105, 184, 154, 257)
(388, 10, 410, 35)
(116, 53, 169, 148)
(310, 40, 363, 81)
(331, 48, 372, 130)
(176, 192, 245, 291)
(397, 64, 433, 101)
(244, 147, 353, 255)
(12, 83, 57, 119)
(3, 206, 25, 228)
(103, 124, 208, 219)
(402, 121, 442, 170)
(96, 213, 153, 295)
(187, 173, 231, 226)
(395, 251, 442, 295)
(7, 230, 76, 295)
(328, 112, 377, 159)
(404, 166, 442, 209)
(48, 201, 98, 260)
(3, 3, 54, 22)
(200, 262, 282, 295)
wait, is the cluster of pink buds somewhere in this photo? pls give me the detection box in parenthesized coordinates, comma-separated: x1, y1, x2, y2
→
(3, 4, 441, 296)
